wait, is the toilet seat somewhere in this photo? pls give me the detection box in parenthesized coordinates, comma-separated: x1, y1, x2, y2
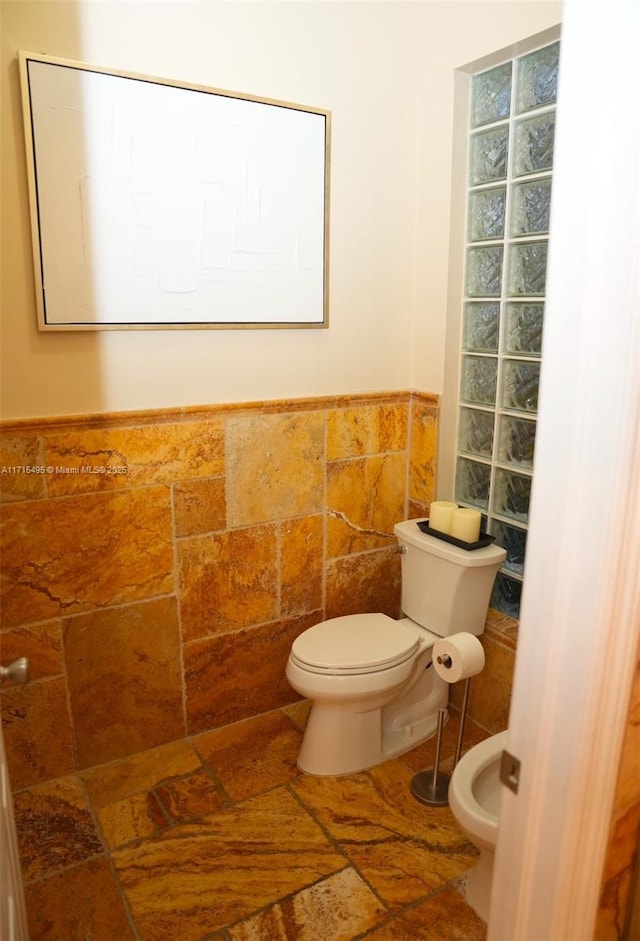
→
(290, 613, 421, 675)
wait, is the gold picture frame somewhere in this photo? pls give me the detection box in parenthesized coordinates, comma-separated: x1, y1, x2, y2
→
(19, 51, 331, 331)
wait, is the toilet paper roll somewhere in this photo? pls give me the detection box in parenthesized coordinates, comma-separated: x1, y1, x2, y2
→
(432, 633, 485, 683)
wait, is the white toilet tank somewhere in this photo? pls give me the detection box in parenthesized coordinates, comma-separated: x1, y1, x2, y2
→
(394, 519, 507, 637)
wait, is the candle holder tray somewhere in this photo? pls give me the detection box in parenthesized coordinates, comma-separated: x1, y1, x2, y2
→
(417, 519, 496, 551)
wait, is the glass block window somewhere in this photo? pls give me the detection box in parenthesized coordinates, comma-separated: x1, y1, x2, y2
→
(456, 40, 559, 618)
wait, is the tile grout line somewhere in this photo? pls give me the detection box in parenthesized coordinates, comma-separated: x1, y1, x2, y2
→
(284, 778, 396, 920)
(78, 771, 144, 941)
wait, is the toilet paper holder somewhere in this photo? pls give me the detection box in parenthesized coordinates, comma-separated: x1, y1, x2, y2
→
(409, 673, 473, 808)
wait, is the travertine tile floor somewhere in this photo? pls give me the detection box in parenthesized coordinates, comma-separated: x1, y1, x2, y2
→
(14, 702, 490, 940)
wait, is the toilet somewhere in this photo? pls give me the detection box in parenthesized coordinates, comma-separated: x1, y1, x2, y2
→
(448, 730, 508, 922)
(286, 518, 506, 776)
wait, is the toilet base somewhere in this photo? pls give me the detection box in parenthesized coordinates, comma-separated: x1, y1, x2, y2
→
(297, 701, 443, 776)
(464, 849, 494, 923)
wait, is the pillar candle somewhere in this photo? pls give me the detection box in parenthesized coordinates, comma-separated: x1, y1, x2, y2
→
(450, 507, 482, 543)
(428, 501, 458, 535)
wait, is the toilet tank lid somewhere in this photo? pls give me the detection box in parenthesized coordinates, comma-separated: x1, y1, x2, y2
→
(291, 613, 421, 671)
(394, 519, 507, 567)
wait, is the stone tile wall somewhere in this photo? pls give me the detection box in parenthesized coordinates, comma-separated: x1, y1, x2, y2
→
(449, 608, 517, 734)
(1, 391, 441, 788)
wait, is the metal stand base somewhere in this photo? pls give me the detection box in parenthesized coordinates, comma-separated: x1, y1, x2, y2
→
(410, 706, 450, 807)
(410, 769, 450, 806)
(409, 677, 473, 808)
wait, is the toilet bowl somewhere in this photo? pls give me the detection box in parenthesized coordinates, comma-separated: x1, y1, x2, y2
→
(286, 613, 448, 775)
(286, 519, 506, 777)
(448, 729, 508, 922)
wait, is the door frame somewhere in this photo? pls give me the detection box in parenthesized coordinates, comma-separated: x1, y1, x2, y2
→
(488, 0, 640, 937)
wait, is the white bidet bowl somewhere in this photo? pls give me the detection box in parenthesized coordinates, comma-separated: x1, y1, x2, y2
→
(449, 729, 508, 922)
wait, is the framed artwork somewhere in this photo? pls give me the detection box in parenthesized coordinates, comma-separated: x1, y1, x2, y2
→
(19, 52, 330, 330)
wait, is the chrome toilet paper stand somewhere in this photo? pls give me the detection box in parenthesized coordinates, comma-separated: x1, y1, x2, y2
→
(410, 657, 472, 807)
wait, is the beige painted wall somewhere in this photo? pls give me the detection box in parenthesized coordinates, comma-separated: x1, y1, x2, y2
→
(1, 1, 561, 420)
